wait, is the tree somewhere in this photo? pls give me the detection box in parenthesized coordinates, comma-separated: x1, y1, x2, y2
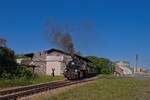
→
(0, 38, 33, 79)
(87, 56, 114, 74)
(0, 47, 17, 76)
(0, 37, 7, 47)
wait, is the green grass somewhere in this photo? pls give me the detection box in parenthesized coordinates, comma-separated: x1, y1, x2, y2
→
(0, 75, 64, 89)
(44, 75, 150, 100)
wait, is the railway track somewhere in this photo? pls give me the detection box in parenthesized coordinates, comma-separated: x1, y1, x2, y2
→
(0, 77, 97, 100)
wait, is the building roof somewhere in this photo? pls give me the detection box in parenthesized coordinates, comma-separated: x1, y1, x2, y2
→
(24, 48, 91, 62)
(115, 61, 129, 64)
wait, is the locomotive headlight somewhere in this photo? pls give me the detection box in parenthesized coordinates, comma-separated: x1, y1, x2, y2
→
(71, 62, 75, 65)
(75, 69, 78, 73)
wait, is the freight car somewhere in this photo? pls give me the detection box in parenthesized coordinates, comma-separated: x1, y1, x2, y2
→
(63, 57, 97, 80)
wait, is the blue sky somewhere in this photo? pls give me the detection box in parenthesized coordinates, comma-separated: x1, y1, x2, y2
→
(0, 0, 150, 68)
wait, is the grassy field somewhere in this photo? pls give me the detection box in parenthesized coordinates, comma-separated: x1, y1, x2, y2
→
(0, 75, 64, 89)
(43, 75, 150, 100)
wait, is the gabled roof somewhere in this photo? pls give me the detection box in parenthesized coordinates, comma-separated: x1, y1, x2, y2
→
(45, 48, 70, 56)
(24, 48, 91, 62)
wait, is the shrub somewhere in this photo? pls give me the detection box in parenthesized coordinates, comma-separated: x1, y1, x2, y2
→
(1, 72, 13, 79)
(100, 68, 111, 74)
(0, 67, 33, 79)
(14, 67, 33, 79)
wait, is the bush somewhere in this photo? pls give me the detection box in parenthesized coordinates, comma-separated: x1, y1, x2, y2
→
(14, 67, 33, 79)
(0, 67, 33, 79)
(100, 68, 111, 74)
(1, 72, 13, 79)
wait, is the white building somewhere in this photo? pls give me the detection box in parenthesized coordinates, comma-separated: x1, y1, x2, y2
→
(114, 61, 133, 76)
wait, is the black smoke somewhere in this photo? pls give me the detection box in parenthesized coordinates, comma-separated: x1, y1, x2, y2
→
(44, 20, 75, 54)
(44, 19, 94, 55)
(51, 31, 74, 54)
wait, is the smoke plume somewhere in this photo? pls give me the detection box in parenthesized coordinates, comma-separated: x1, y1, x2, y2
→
(44, 20, 75, 54)
(51, 31, 74, 54)
(44, 19, 93, 54)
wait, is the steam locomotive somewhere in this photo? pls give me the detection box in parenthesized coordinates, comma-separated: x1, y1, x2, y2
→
(63, 57, 97, 80)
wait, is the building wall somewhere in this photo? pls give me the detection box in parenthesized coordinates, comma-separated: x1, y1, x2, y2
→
(34, 62, 46, 75)
(32, 52, 46, 75)
(45, 51, 71, 75)
(46, 61, 65, 76)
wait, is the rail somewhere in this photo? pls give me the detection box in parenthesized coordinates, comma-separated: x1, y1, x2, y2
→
(0, 77, 97, 100)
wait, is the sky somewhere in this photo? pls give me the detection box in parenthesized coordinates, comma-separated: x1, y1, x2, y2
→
(0, 0, 150, 68)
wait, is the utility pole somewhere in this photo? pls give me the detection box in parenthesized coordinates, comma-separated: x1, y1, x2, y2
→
(135, 54, 138, 73)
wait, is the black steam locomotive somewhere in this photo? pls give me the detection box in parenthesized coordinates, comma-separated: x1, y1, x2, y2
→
(63, 57, 97, 80)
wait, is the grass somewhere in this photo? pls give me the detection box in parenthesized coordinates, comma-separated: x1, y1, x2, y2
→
(0, 75, 64, 89)
(43, 75, 150, 100)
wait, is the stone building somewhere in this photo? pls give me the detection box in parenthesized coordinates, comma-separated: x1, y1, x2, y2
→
(20, 49, 90, 76)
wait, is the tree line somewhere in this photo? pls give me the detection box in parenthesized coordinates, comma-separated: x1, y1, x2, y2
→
(87, 56, 115, 74)
(0, 38, 32, 79)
